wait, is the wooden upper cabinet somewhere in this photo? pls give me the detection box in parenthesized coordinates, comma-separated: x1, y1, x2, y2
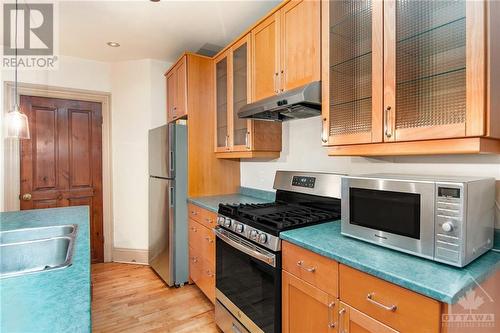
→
(252, 13, 280, 101)
(215, 34, 282, 159)
(252, 0, 321, 101)
(280, 0, 321, 92)
(321, 0, 383, 146)
(324, 0, 500, 155)
(165, 55, 188, 123)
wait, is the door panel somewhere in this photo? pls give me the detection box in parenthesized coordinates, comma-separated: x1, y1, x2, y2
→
(232, 35, 251, 151)
(280, 0, 320, 92)
(252, 13, 279, 101)
(20, 95, 104, 263)
(215, 52, 229, 152)
(33, 107, 58, 190)
(69, 110, 92, 187)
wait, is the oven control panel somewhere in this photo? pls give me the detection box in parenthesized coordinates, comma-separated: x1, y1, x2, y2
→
(292, 176, 316, 188)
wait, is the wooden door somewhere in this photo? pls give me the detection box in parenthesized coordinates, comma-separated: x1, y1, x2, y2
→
(231, 35, 252, 152)
(252, 13, 280, 101)
(384, 0, 484, 142)
(282, 271, 338, 333)
(280, 0, 320, 92)
(321, 0, 384, 146)
(166, 69, 177, 122)
(20, 95, 104, 263)
(214, 51, 230, 152)
(338, 302, 399, 333)
(176, 56, 188, 119)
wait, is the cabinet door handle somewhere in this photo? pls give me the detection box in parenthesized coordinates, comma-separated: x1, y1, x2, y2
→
(225, 135, 229, 148)
(327, 301, 336, 329)
(321, 118, 328, 143)
(384, 106, 392, 138)
(205, 218, 213, 224)
(280, 70, 285, 92)
(366, 292, 397, 312)
(274, 72, 279, 94)
(191, 210, 197, 215)
(297, 260, 316, 272)
(338, 308, 346, 333)
(245, 132, 250, 149)
(205, 236, 214, 243)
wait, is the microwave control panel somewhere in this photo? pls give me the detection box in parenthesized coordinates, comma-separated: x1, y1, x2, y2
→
(435, 184, 464, 265)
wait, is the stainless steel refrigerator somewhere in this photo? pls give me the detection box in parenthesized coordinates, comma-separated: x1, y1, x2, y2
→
(148, 123, 188, 286)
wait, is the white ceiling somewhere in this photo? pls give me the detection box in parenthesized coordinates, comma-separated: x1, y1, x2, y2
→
(59, 0, 280, 63)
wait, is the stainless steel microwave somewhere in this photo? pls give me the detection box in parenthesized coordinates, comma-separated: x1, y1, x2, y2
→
(341, 174, 495, 267)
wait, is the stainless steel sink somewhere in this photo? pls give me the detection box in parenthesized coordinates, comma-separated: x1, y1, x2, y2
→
(0, 225, 78, 278)
(0, 225, 76, 244)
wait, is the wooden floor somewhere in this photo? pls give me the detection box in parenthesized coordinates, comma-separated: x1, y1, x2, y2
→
(92, 263, 220, 333)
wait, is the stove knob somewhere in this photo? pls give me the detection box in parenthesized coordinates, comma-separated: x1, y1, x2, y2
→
(442, 221, 454, 232)
(235, 223, 244, 233)
(217, 216, 225, 225)
(224, 219, 232, 228)
(249, 230, 258, 240)
(258, 233, 268, 244)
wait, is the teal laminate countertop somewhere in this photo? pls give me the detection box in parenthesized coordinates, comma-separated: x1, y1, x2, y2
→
(0, 206, 91, 333)
(280, 221, 500, 304)
(188, 190, 274, 213)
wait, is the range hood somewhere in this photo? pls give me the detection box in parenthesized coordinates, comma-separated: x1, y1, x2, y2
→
(238, 81, 321, 121)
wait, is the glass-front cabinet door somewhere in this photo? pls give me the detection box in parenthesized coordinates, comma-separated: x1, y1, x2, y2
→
(321, 0, 383, 145)
(215, 53, 229, 152)
(231, 35, 251, 151)
(384, 0, 485, 141)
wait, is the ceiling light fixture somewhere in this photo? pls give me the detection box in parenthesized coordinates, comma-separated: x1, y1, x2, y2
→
(6, 0, 30, 140)
(150, 0, 160, 2)
(107, 41, 120, 47)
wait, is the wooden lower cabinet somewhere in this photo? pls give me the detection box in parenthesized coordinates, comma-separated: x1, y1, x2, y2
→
(283, 242, 443, 333)
(338, 301, 399, 333)
(188, 206, 216, 303)
(282, 271, 338, 333)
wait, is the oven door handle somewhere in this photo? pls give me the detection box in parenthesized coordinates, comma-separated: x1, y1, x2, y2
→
(214, 227, 276, 267)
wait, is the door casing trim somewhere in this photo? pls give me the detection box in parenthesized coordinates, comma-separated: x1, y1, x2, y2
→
(3, 81, 114, 262)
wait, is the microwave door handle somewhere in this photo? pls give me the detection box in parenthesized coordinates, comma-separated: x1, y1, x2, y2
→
(213, 227, 276, 267)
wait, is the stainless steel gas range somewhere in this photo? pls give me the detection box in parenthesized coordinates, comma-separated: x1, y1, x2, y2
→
(214, 171, 343, 333)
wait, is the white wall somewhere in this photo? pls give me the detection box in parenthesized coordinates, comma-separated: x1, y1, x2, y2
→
(110, 59, 171, 250)
(1, 56, 170, 252)
(0, 55, 112, 212)
(240, 117, 500, 227)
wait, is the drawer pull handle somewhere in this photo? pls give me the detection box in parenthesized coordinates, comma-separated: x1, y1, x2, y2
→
(327, 301, 336, 329)
(338, 308, 346, 333)
(205, 218, 213, 223)
(366, 293, 397, 312)
(297, 260, 316, 272)
(206, 270, 214, 277)
(205, 236, 214, 243)
(191, 211, 197, 215)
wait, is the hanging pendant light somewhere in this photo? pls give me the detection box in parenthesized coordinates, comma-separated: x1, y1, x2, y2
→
(5, 0, 30, 139)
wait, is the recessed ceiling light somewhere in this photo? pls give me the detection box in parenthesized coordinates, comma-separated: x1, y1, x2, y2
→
(150, 0, 160, 2)
(107, 41, 120, 47)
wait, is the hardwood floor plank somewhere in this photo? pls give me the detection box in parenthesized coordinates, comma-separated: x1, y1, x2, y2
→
(92, 263, 220, 333)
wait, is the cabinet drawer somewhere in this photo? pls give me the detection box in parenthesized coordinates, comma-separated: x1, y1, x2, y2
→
(339, 265, 441, 333)
(282, 241, 338, 297)
(188, 203, 217, 229)
(188, 219, 215, 265)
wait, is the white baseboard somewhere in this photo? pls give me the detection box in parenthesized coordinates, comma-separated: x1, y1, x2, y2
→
(112, 247, 149, 265)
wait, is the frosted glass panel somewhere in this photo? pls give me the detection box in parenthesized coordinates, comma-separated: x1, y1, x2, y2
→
(232, 43, 249, 147)
(329, 0, 373, 136)
(395, 0, 466, 129)
(216, 58, 228, 148)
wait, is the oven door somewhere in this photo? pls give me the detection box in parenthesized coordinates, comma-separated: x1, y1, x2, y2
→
(341, 177, 435, 259)
(214, 227, 280, 333)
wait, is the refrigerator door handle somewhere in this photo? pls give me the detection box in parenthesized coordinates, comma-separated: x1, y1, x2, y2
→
(169, 150, 174, 173)
(169, 186, 175, 207)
